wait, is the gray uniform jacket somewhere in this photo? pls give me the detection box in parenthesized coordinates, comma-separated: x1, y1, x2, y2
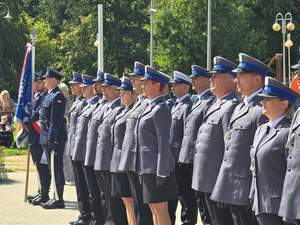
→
(192, 92, 240, 193)
(137, 95, 175, 177)
(94, 98, 124, 171)
(211, 94, 267, 205)
(179, 90, 215, 164)
(170, 95, 192, 162)
(118, 96, 148, 172)
(84, 98, 108, 166)
(279, 109, 300, 220)
(110, 104, 134, 173)
(72, 96, 99, 161)
(65, 96, 86, 157)
(249, 118, 290, 216)
(164, 94, 176, 110)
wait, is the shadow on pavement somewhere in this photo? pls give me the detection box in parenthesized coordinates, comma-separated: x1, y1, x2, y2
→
(0, 178, 19, 185)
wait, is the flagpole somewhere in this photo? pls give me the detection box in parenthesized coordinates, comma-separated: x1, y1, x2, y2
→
(98, 4, 104, 72)
(24, 31, 37, 202)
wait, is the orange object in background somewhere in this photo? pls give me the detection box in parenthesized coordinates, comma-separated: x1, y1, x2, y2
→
(290, 75, 300, 94)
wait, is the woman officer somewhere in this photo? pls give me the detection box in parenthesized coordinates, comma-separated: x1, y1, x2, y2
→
(137, 66, 177, 225)
(249, 76, 298, 225)
(110, 76, 138, 225)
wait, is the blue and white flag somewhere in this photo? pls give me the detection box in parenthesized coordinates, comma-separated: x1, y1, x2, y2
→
(14, 43, 33, 148)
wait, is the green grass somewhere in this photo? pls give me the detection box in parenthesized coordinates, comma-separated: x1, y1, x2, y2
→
(2, 147, 27, 156)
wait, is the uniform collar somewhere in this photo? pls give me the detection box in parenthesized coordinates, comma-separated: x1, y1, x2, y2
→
(108, 97, 121, 108)
(198, 89, 211, 99)
(149, 95, 164, 107)
(176, 93, 190, 103)
(86, 95, 98, 104)
(244, 88, 262, 106)
(267, 115, 286, 129)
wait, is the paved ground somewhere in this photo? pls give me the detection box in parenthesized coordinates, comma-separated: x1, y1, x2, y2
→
(1, 158, 203, 225)
(0, 172, 78, 225)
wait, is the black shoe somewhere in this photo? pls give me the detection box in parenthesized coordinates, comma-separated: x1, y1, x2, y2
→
(27, 193, 40, 203)
(41, 199, 65, 209)
(31, 196, 49, 206)
(89, 220, 103, 225)
(73, 219, 91, 225)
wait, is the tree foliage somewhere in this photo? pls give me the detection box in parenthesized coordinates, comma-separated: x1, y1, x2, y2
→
(1, 0, 300, 99)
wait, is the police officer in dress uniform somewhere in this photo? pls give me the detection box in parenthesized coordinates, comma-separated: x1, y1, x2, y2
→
(160, 72, 176, 110)
(28, 72, 51, 205)
(118, 62, 154, 225)
(94, 73, 128, 225)
(39, 67, 67, 209)
(249, 77, 298, 225)
(168, 71, 193, 225)
(71, 74, 100, 225)
(110, 76, 138, 225)
(192, 56, 240, 225)
(83, 71, 109, 224)
(210, 53, 269, 225)
(179, 65, 215, 225)
(137, 66, 177, 225)
(279, 60, 300, 225)
(65, 72, 89, 225)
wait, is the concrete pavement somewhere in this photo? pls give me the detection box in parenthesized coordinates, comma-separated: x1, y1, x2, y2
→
(0, 172, 203, 225)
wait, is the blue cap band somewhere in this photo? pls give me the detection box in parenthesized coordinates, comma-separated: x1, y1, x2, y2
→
(263, 85, 297, 103)
(145, 70, 169, 84)
(119, 82, 133, 91)
(213, 64, 235, 74)
(104, 79, 121, 86)
(83, 79, 95, 85)
(191, 69, 210, 78)
(133, 67, 145, 75)
(238, 62, 269, 77)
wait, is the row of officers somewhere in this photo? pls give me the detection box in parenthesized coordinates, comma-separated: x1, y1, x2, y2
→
(25, 52, 300, 225)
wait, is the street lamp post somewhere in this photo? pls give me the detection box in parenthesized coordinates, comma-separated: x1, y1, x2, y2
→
(272, 12, 295, 85)
(0, 2, 13, 22)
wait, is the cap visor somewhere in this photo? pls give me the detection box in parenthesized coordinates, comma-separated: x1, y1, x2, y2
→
(291, 64, 300, 70)
(139, 77, 148, 81)
(69, 80, 79, 84)
(231, 68, 244, 73)
(257, 93, 278, 98)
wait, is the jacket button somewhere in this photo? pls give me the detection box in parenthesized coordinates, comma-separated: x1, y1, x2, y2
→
(224, 159, 227, 162)
(288, 168, 291, 172)
(226, 147, 229, 151)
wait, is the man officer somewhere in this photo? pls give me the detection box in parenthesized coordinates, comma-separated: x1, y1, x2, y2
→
(39, 67, 67, 209)
(168, 71, 193, 225)
(211, 53, 269, 225)
(192, 56, 239, 225)
(65, 72, 89, 224)
(28, 72, 51, 205)
(179, 65, 215, 225)
(279, 59, 300, 225)
(70, 74, 98, 225)
(83, 71, 109, 223)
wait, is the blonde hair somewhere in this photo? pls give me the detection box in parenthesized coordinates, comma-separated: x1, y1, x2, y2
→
(0, 90, 10, 101)
(59, 83, 69, 97)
